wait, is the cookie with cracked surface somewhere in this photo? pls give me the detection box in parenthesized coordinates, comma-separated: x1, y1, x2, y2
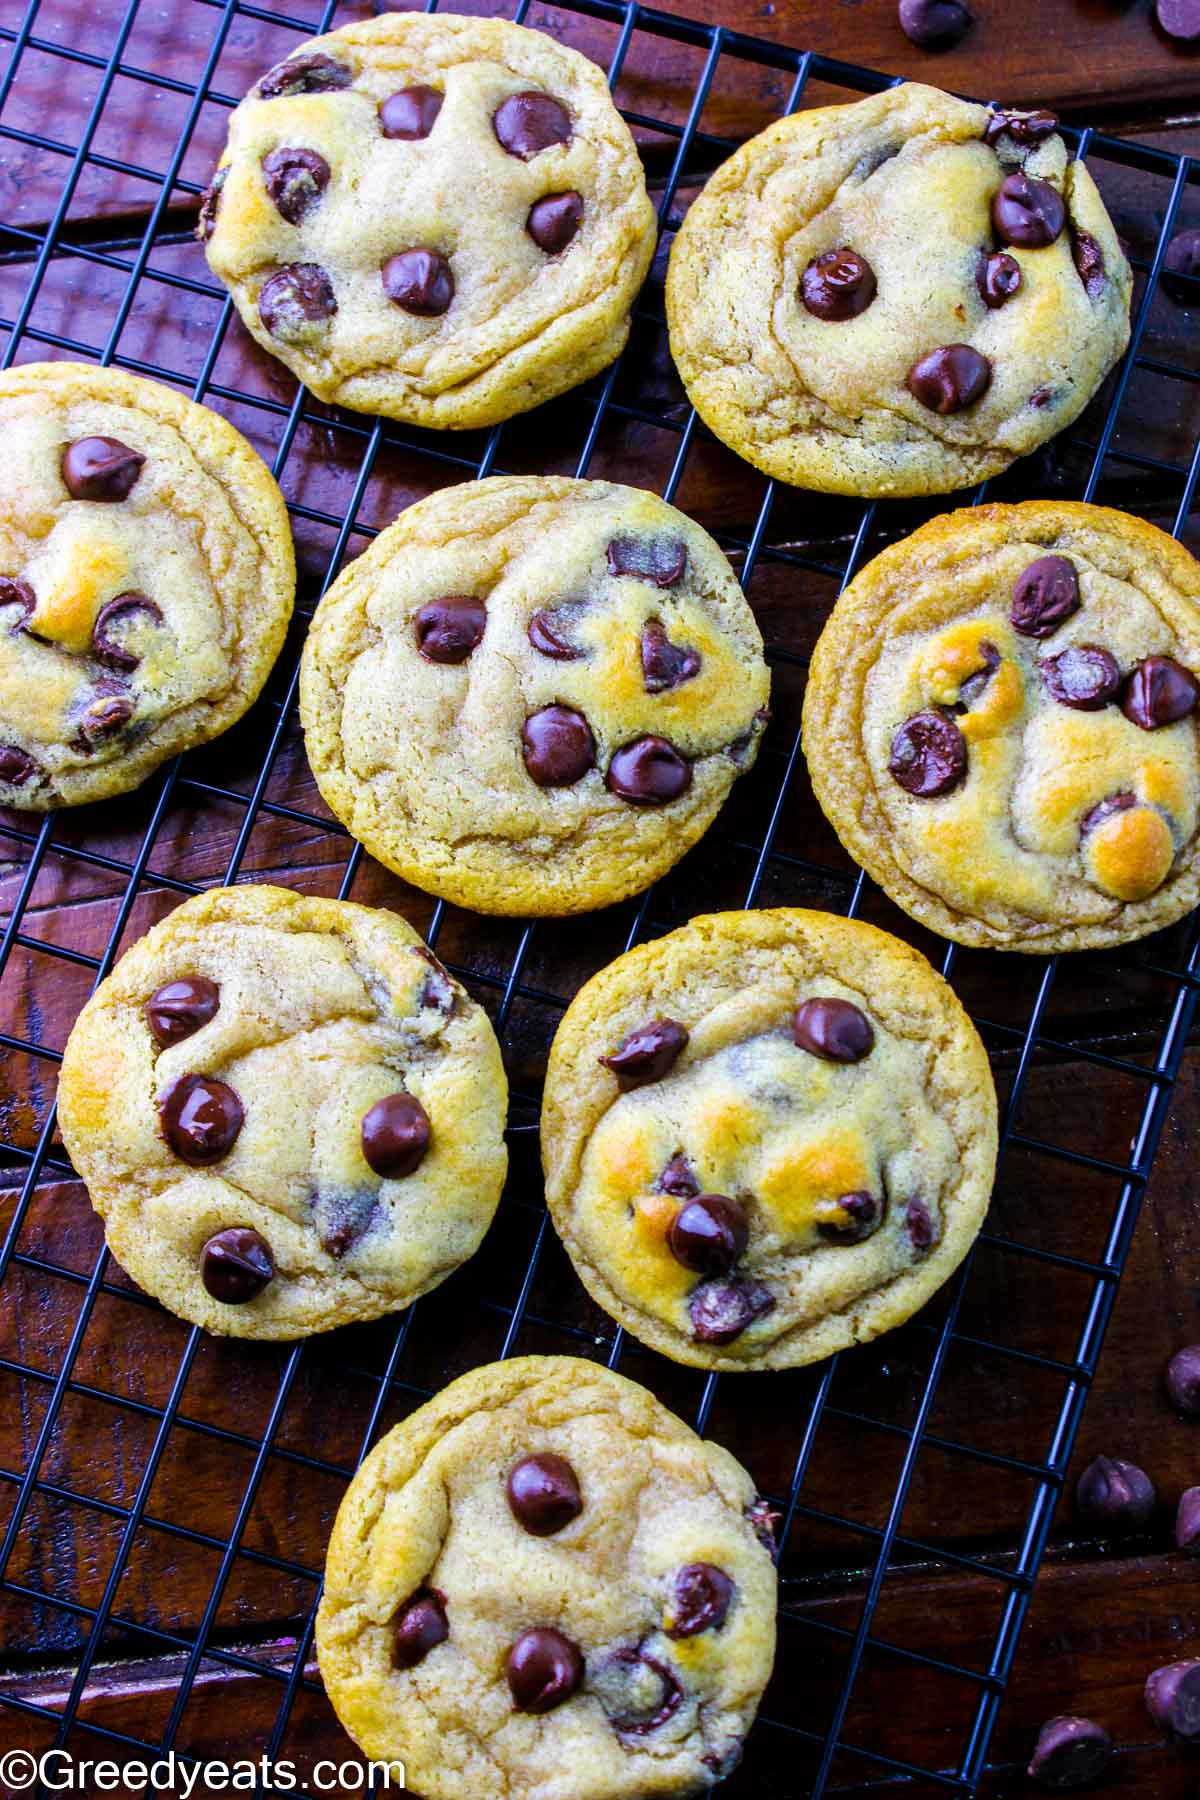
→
(803, 502, 1200, 953)
(664, 83, 1131, 498)
(315, 1355, 777, 1798)
(298, 477, 771, 917)
(57, 884, 507, 1338)
(201, 13, 656, 428)
(541, 909, 996, 1372)
(0, 361, 293, 810)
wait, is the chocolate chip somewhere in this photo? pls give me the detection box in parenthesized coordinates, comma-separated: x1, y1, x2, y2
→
(904, 1196, 937, 1252)
(956, 640, 1000, 710)
(258, 53, 352, 100)
(800, 247, 877, 320)
(197, 167, 226, 241)
(1010, 555, 1081, 638)
(527, 191, 583, 254)
(361, 1092, 430, 1178)
(507, 1454, 583, 1536)
(606, 536, 687, 588)
(527, 608, 583, 660)
(906, 345, 992, 413)
(688, 1277, 774, 1345)
(0, 578, 35, 630)
(258, 263, 337, 340)
(92, 592, 163, 673)
(493, 92, 572, 159)
(315, 1190, 378, 1259)
(393, 1590, 449, 1670)
(160, 1073, 244, 1165)
(601, 1018, 688, 1088)
(61, 436, 145, 502)
(414, 945, 456, 1015)
(1075, 1453, 1155, 1530)
(658, 1152, 699, 1197)
(1177, 1487, 1200, 1554)
(1120, 655, 1199, 729)
(0, 746, 37, 787)
(379, 84, 442, 139)
(1029, 386, 1055, 409)
(1080, 791, 1136, 839)
(592, 1648, 683, 1736)
(992, 173, 1066, 249)
(262, 146, 331, 225)
(1042, 645, 1121, 710)
(641, 618, 700, 692)
(703, 1745, 745, 1781)
(415, 595, 486, 664)
(1163, 228, 1200, 303)
(506, 1627, 583, 1713)
(983, 108, 1059, 149)
(1165, 1344, 1200, 1416)
(200, 1226, 273, 1303)
(77, 693, 134, 746)
(976, 250, 1022, 309)
(1156, 0, 1200, 41)
(747, 1496, 780, 1557)
(667, 1563, 734, 1638)
(897, 0, 973, 48)
(606, 736, 691, 804)
(1027, 1716, 1113, 1790)
(146, 976, 220, 1047)
(794, 997, 874, 1062)
(1072, 230, 1106, 300)
(382, 248, 454, 316)
(889, 710, 967, 796)
(668, 1193, 749, 1277)
(522, 705, 595, 786)
(1145, 1659, 1200, 1740)
(818, 1190, 880, 1244)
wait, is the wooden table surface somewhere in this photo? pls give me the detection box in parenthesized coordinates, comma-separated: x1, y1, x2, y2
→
(4, 0, 1200, 1795)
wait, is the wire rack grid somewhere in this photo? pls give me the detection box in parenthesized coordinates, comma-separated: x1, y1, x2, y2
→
(1, 0, 1200, 1793)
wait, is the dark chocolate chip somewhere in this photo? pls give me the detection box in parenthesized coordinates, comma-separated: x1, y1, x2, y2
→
(1163, 228, 1200, 303)
(493, 92, 572, 159)
(592, 1647, 683, 1736)
(728, 704, 771, 765)
(800, 247, 877, 320)
(197, 167, 226, 241)
(61, 436, 145, 502)
(506, 1627, 583, 1713)
(361, 1092, 430, 1179)
(1029, 385, 1055, 409)
(667, 1564, 734, 1638)
(415, 595, 486, 664)
(507, 1454, 583, 1536)
(1027, 1716, 1113, 1790)
(897, 0, 973, 48)
(904, 1196, 937, 1252)
(1075, 1453, 1156, 1530)
(794, 997, 874, 1063)
(818, 1190, 880, 1245)
(0, 578, 36, 630)
(983, 108, 1059, 149)
(1165, 1344, 1200, 1416)
(393, 1589, 449, 1669)
(414, 944, 456, 1015)
(258, 263, 337, 339)
(688, 1277, 774, 1346)
(77, 693, 134, 746)
(522, 705, 595, 786)
(906, 344, 992, 413)
(668, 1193, 749, 1277)
(262, 146, 331, 225)
(658, 1152, 700, 1198)
(1156, 0, 1200, 42)
(606, 736, 691, 804)
(258, 53, 352, 99)
(747, 1496, 780, 1558)
(641, 618, 700, 693)
(889, 710, 967, 796)
(92, 592, 163, 673)
(1042, 644, 1121, 710)
(956, 640, 1000, 710)
(992, 172, 1066, 249)
(606, 536, 687, 588)
(1145, 1659, 1200, 1741)
(379, 84, 442, 139)
(1120, 655, 1199, 730)
(382, 248, 454, 316)
(527, 191, 583, 254)
(976, 249, 1022, 309)
(160, 1073, 244, 1165)
(200, 1226, 273, 1303)
(315, 1190, 378, 1259)
(1010, 555, 1081, 638)
(0, 745, 37, 787)
(527, 608, 583, 660)
(601, 1018, 688, 1088)
(1177, 1487, 1200, 1554)
(146, 976, 220, 1047)
(1071, 230, 1106, 300)
(1080, 791, 1136, 839)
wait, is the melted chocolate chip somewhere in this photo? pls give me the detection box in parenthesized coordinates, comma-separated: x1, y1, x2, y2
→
(889, 710, 968, 796)
(527, 608, 583, 660)
(506, 1627, 583, 1713)
(160, 1073, 244, 1165)
(1042, 644, 1121, 710)
(92, 593, 163, 672)
(688, 1277, 774, 1345)
(1120, 655, 1199, 729)
(606, 736, 691, 804)
(62, 436, 145, 502)
(0, 578, 35, 630)
(258, 263, 336, 340)
(393, 1589, 449, 1669)
(668, 1193, 749, 1277)
(1146, 1660, 1200, 1741)
(1029, 385, 1055, 409)
(794, 996, 875, 1062)
(601, 1018, 688, 1088)
(747, 1497, 780, 1558)
(606, 536, 687, 588)
(200, 1226, 273, 1302)
(1027, 1716, 1113, 1790)
(1011, 555, 1081, 638)
(1072, 230, 1106, 300)
(906, 345, 992, 413)
(197, 167, 226, 241)
(493, 92, 572, 160)
(414, 945, 456, 1015)
(904, 1196, 937, 1252)
(1076, 1453, 1155, 1529)
(593, 1648, 683, 1736)
(668, 1564, 734, 1638)
(258, 53, 352, 100)
(976, 249, 1022, 309)
(315, 1190, 378, 1259)
(361, 1092, 430, 1178)
(800, 247, 877, 320)
(379, 84, 442, 140)
(992, 173, 1065, 249)
(1163, 228, 1200, 304)
(0, 745, 37, 787)
(1080, 791, 1136, 839)
(522, 705, 595, 786)
(818, 1190, 880, 1244)
(262, 147, 331, 225)
(382, 248, 454, 316)
(898, 0, 973, 48)
(957, 640, 1001, 710)
(983, 108, 1059, 148)
(415, 595, 486, 664)
(77, 693, 134, 747)
(507, 1454, 583, 1536)
(146, 976, 219, 1046)
(658, 1152, 699, 1197)
(527, 191, 583, 254)
(641, 618, 700, 692)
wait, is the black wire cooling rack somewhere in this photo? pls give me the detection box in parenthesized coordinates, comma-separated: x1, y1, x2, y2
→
(2, 0, 1200, 1793)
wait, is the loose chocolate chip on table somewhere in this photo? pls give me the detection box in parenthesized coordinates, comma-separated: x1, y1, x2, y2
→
(146, 976, 220, 1047)
(200, 1226, 274, 1303)
(527, 608, 583, 660)
(77, 693, 134, 746)
(606, 736, 691, 804)
(1011, 555, 1081, 638)
(889, 710, 968, 797)
(794, 996, 875, 1062)
(493, 92, 572, 159)
(415, 595, 486, 664)
(1157, 0, 1200, 41)
(1165, 1344, 1200, 1415)
(0, 745, 37, 787)
(0, 578, 35, 629)
(906, 345, 992, 413)
(361, 1091, 431, 1178)
(904, 1197, 937, 1252)
(527, 191, 583, 254)
(992, 173, 1066, 249)
(507, 1453, 583, 1536)
(92, 593, 163, 673)
(258, 53, 352, 99)
(957, 640, 1001, 710)
(379, 84, 443, 139)
(606, 536, 687, 588)
(382, 248, 454, 316)
(1042, 645, 1121, 711)
(976, 250, 1022, 310)
(1075, 1453, 1156, 1530)
(668, 1564, 735, 1638)
(800, 247, 877, 320)
(62, 436, 145, 502)
(747, 1496, 781, 1557)
(262, 147, 331, 225)
(1163, 228, 1200, 303)
(506, 1627, 584, 1713)
(818, 1191, 880, 1245)
(1145, 1659, 1200, 1740)
(1027, 1716, 1113, 1790)
(522, 704, 595, 786)
(197, 168, 226, 241)
(601, 1017, 688, 1088)
(1080, 792, 1136, 839)
(593, 1647, 684, 1735)
(668, 1193, 749, 1277)
(688, 1277, 774, 1345)
(258, 263, 337, 339)
(160, 1073, 244, 1165)
(658, 1152, 700, 1197)
(1072, 230, 1106, 300)
(984, 108, 1059, 148)
(641, 618, 700, 692)
(393, 1589, 449, 1669)
(897, 0, 973, 49)
(1121, 655, 1199, 730)
(1177, 1487, 1200, 1553)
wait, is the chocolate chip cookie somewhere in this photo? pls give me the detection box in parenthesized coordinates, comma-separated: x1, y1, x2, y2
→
(542, 909, 996, 1371)
(803, 501, 1200, 952)
(299, 477, 770, 917)
(665, 83, 1131, 497)
(315, 1355, 777, 1797)
(201, 13, 656, 428)
(57, 884, 507, 1338)
(0, 361, 294, 809)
